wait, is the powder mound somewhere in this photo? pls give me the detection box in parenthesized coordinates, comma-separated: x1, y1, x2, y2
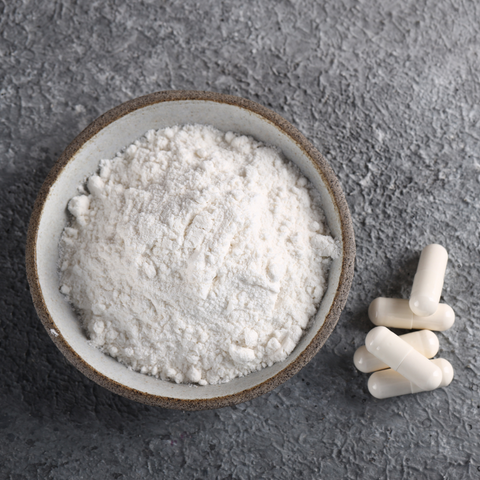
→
(59, 124, 339, 385)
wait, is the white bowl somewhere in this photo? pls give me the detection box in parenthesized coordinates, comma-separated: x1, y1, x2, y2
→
(26, 91, 355, 410)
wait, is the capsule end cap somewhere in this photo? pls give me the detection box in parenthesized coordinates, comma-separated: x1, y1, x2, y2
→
(421, 330, 440, 358)
(436, 358, 454, 387)
(365, 326, 390, 354)
(368, 298, 381, 325)
(367, 373, 383, 399)
(422, 364, 443, 391)
(409, 295, 437, 317)
(353, 346, 368, 373)
(440, 305, 455, 331)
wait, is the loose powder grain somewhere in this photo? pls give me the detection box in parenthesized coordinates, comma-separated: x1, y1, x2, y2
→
(59, 124, 339, 385)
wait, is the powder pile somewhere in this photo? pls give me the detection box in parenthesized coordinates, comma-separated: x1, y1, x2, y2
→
(59, 124, 339, 385)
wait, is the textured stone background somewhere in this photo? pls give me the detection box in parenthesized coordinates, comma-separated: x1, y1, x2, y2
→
(1, 0, 480, 478)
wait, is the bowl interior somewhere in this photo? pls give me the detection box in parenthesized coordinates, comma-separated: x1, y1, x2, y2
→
(35, 99, 344, 401)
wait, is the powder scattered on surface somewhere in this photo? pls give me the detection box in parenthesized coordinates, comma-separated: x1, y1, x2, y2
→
(58, 124, 339, 385)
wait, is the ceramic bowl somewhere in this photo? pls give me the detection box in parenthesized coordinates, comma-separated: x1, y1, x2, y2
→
(26, 91, 355, 410)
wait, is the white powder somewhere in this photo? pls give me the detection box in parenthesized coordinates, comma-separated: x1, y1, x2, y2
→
(59, 124, 338, 385)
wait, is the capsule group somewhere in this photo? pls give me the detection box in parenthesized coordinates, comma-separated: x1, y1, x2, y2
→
(354, 244, 455, 399)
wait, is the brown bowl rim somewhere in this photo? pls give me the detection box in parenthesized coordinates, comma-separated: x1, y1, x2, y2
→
(25, 90, 355, 410)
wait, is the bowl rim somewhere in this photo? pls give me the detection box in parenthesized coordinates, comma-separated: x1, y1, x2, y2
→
(25, 90, 355, 410)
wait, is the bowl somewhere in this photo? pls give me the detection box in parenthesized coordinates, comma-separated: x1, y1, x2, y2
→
(26, 91, 355, 410)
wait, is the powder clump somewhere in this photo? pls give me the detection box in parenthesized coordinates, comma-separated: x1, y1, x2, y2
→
(59, 124, 339, 385)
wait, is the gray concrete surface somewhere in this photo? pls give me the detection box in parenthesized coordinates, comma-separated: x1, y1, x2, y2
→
(1, 0, 480, 478)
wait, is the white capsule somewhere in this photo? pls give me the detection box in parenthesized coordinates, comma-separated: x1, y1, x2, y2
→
(368, 358, 454, 399)
(354, 330, 439, 373)
(365, 326, 442, 391)
(369, 297, 455, 331)
(409, 244, 448, 317)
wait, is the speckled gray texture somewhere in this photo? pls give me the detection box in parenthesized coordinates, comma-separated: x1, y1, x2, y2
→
(1, 0, 480, 478)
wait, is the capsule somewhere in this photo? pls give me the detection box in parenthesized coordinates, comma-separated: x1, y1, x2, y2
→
(354, 330, 439, 373)
(369, 297, 455, 331)
(368, 358, 454, 399)
(365, 326, 442, 391)
(409, 244, 448, 317)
